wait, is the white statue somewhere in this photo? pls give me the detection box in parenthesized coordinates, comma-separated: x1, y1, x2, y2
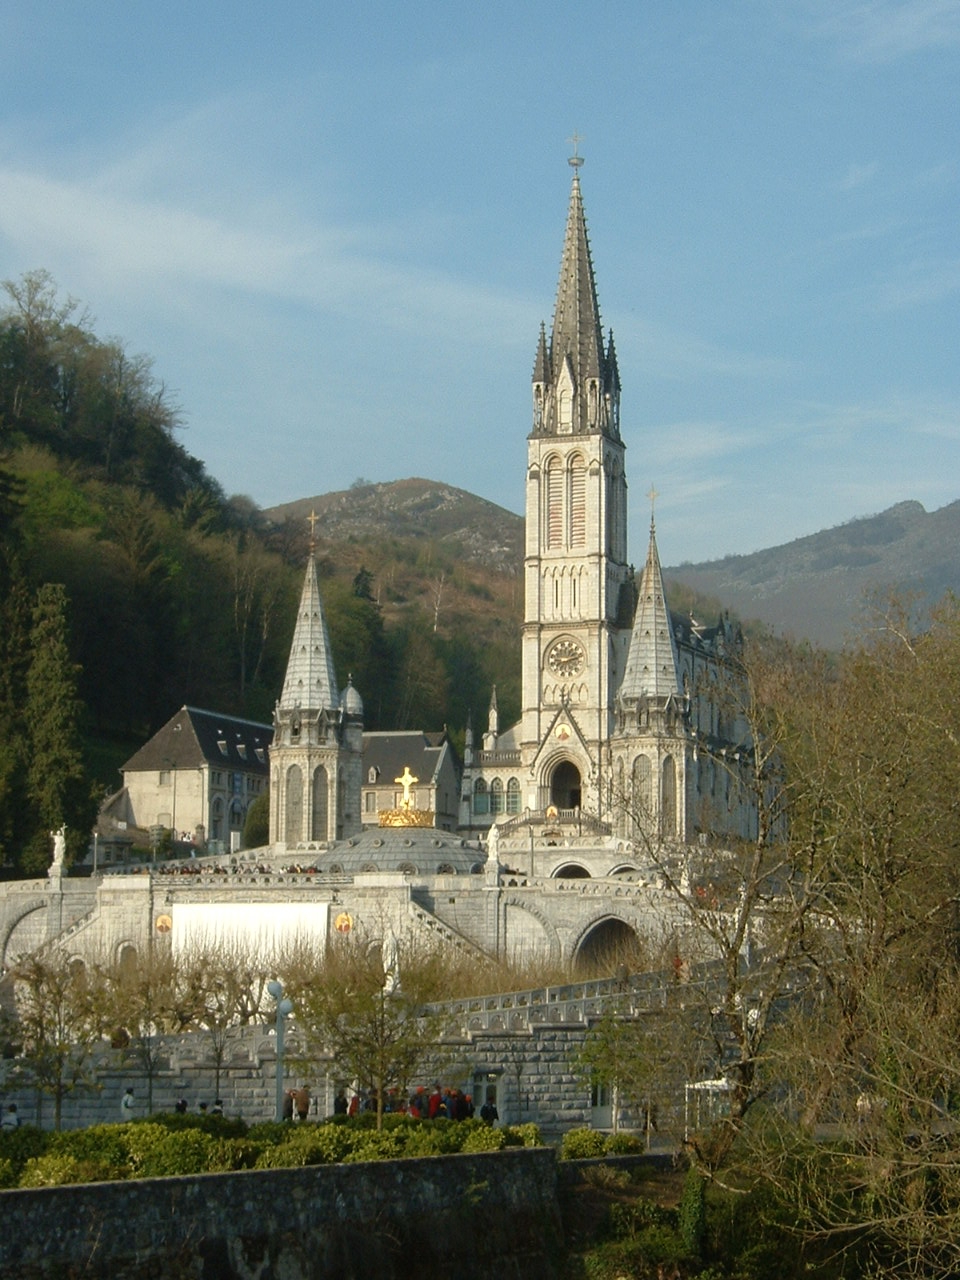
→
(381, 930, 401, 996)
(49, 825, 66, 877)
(486, 822, 500, 865)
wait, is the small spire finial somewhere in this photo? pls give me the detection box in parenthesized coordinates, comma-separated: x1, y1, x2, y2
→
(567, 132, 584, 169)
(647, 485, 659, 530)
(307, 508, 319, 551)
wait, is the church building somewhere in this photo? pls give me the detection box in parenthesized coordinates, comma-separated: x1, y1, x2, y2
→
(459, 158, 755, 849)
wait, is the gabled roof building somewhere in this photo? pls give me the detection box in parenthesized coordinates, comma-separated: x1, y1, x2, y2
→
(105, 706, 272, 851)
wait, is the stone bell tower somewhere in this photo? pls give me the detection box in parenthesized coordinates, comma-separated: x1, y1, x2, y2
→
(270, 526, 363, 847)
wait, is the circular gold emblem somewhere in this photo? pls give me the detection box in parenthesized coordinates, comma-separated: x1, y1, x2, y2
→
(155, 914, 172, 934)
(334, 912, 353, 935)
(554, 723, 572, 743)
(547, 638, 585, 676)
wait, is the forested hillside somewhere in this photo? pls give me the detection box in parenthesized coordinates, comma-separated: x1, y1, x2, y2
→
(0, 273, 520, 873)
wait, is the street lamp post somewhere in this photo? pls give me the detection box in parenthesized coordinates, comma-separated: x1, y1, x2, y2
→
(267, 979, 294, 1122)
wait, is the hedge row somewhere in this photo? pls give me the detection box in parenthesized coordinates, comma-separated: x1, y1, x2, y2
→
(0, 1114, 543, 1188)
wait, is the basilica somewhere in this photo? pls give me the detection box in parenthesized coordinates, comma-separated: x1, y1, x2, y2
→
(0, 162, 755, 975)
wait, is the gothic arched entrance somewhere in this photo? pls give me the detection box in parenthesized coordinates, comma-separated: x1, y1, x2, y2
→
(550, 760, 581, 810)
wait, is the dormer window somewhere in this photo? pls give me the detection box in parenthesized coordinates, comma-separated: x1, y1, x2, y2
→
(368, 767, 379, 784)
(237, 744, 247, 760)
(255, 748, 266, 764)
(217, 738, 228, 756)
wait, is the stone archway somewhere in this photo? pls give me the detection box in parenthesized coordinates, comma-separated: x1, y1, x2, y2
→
(552, 863, 591, 879)
(550, 760, 581, 810)
(573, 916, 643, 975)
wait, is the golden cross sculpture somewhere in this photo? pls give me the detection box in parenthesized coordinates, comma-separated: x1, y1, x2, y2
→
(568, 131, 584, 168)
(307, 509, 319, 546)
(395, 766, 419, 810)
(647, 484, 659, 528)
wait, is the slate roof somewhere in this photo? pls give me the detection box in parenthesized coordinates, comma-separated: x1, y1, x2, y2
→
(278, 553, 340, 714)
(362, 731, 455, 787)
(306, 828, 483, 876)
(619, 521, 682, 703)
(122, 707, 273, 777)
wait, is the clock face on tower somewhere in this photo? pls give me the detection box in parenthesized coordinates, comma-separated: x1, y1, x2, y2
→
(547, 637, 586, 677)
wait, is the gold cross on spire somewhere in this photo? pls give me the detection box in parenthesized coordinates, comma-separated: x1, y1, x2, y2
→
(647, 485, 659, 529)
(395, 766, 419, 810)
(567, 131, 584, 169)
(307, 509, 319, 549)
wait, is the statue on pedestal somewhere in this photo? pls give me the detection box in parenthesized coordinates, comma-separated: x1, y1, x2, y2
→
(48, 825, 66, 877)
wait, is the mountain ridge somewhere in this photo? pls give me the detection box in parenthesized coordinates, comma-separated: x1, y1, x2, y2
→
(266, 480, 960, 649)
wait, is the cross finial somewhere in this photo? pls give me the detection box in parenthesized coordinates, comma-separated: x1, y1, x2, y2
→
(567, 132, 584, 169)
(647, 485, 659, 530)
(307, 509, 319, 550)
(395, 766, 419, 810)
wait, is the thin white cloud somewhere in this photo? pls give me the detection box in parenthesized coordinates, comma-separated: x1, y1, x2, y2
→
(809, 0, 960, 62)
(837, 161, 879, 191)
(613, 314, 795, 383)
(881, 256, 960, 307)
(0, 160, 536, 348)
(633, 419, 760, 467)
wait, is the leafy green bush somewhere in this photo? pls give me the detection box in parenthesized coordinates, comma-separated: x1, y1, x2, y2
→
(501, 1122, 542, 1147)
(246, 1120, 292, 1147)
(0, 1124, 48, 1179)
(254, 1124, 356, 1168)
(0, 1157, 15, 1188)
(560, 1127, 608, 1160)
(343, 1129, 407, 1162)
(678, 1167, 707, 1257)
(608, 1197, 675, 1237)
(461, 1124, 507, 1153)
(49, 1123, 132, 1176)
(19, 1152, 111, 1187)
(123, 1124, 218, 1178)
(604, 1131, 645, 1155)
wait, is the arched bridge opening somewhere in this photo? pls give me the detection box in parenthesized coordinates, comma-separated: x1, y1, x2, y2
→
(573, 916, 645, 977)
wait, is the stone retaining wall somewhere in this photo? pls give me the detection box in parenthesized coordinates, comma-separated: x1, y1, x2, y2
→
(0, 1147, 563, 1280)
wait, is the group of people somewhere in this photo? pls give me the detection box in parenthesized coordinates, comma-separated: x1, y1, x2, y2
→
(117, 1089, 225, 1119)
(282, 1087, 312, 1121)
(333, 1084, 499, 1125)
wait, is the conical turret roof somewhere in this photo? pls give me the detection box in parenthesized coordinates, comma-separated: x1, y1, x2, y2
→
(619, 518, 681, 703)
(278, 554, 340, 713)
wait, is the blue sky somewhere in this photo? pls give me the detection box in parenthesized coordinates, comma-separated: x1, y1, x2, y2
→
(1, 1, 957, 565)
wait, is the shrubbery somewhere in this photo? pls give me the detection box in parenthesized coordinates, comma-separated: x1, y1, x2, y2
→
(560, 1127, 609, 1159)
(0, 1114, 545, 1187)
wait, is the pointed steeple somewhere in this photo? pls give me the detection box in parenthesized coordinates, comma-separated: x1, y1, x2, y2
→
(532, 162, 619, 438)
(278, 553, 339, 714)
(533, 321, 550, 384)
(619, 507, 681, 704)
(551, 170, 604, 388)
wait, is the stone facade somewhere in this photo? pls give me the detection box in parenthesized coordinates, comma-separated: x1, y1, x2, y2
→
(460, 165, 755, 847)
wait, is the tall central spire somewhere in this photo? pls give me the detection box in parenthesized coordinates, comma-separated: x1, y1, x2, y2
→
(532, 159, 621, 439)
(551, 170, 605, 388)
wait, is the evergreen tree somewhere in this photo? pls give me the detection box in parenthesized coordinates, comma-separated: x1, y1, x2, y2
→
(0, 573, 32, 864)
(23, 583, 94, 872)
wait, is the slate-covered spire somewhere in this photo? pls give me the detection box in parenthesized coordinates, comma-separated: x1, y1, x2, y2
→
(278, 552, 340, 714)
(551, 171, 604, 386)
(618, 512, 681, 705)
(532, 164, 619, 438)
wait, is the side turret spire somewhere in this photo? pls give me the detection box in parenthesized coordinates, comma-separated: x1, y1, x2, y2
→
(278, 552, 339, 716)
(618, 491, 681, 705)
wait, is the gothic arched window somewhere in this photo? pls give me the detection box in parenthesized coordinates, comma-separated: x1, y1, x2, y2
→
(473, 778, 489, 815)
(490, 778, 504, 815)
(569, 454, 586, 547)
(506, 777, 521, 814)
